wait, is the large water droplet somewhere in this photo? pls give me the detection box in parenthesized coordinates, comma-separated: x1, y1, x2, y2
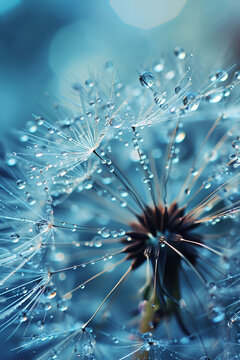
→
(205, 90, 224, 103)
(139, 72, 154, 88)
(99, 227, 110, 238)
(209, 69, 228, 82)
(183, 92, 199, 111)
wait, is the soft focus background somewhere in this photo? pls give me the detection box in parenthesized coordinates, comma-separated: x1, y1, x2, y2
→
(1, 0, 240, 136)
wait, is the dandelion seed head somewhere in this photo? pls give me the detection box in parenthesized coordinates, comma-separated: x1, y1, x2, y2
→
(1, 50, 240, 359)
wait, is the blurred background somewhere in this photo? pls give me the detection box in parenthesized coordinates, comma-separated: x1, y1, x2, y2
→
(0, 0, 240, 135)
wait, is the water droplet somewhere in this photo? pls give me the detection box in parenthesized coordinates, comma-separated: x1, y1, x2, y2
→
(16, 180, 26, 189)
(105, 61, 113, 71)
(19, 312, 27, 322)
(165, 70, 175, 80)
(99, 228, 110, 238)
(57, 300, 68, 312)
(119, 188, 128, 198)
(27, 121, 37, 133)
(139, 72, 154, 88)
(234, 70, 240, 81)
(232, 137, 240, 149)
(26, 196, 36, 205)
(6, 155, 17, 166)
(180, 336, 189, 344)
(46, 291, 57, 299)
(205, 90, 224, 103)
(44, 302, 52, 311)
(204, 181, 211, 189)
(183, 92, 199, 111)
(36, 219, 49, 233)
(176, 132, 185, 143)
(209, 306, 225, 323)
(174, 47, 186, 60)
(153, 60, 164, 72)
(10, 233, 20, 243)
(110, 114, 124, 128)
(209, 69, 228, 82)
(50, 352, 58, 360)
(19, 134, 28, 142)
(175, 85, 181, 94)
(85, 79, 95, 88)
(58, 168, 67, 177)
(154, 92, 166, 107)
(35, 150, 43, 158)
(35, 116, 45, 125)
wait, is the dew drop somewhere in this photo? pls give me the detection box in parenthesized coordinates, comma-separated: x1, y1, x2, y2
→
(180, 336, 189, 344)
(57, 300, 68, 312)
(44, 302, 52, 311)
(20, 134, 28, 142)
(175, 85, 181, 94)
(204, 181, 211, 189)
(19, 312, 27, 322)
(85, 79, 95, 88)
(105, 61, 113, 71)
(10, 233, 20, 243)
(58, 168, 67, 177)
(205, 89, 224, 103)
(209, 69, 228, 82)
(99, 228, 110, 238)
(183, 92, 199, 111)
(209, 306, 225, 323)
(139, 72, 154, 88)
(6, 155, 17, 166)
(35, 150, 44, 158)
(119, 188, 129, 198)
(16, 180, 26, 189)
(153, 60, 164, 72)
(27, 121, 37, 133)
(154, 92, 166, 106)
(36, 219, 49, 233)
(174, 47, 186, 60)
(47, 291, 57, 299)
(234, 70, 240, 81)
(27, 196, 36, 205)
(176, 132, 185, 143)
(35, 117, 45, 125)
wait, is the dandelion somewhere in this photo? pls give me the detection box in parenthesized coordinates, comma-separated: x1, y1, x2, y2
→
(1, 49, 240, 359)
